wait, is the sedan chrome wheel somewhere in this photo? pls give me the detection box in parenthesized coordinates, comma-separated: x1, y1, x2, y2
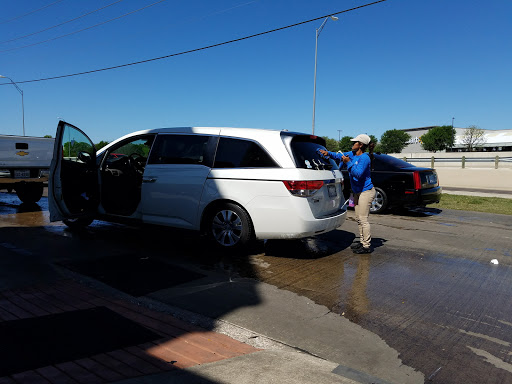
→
(370, 187, 388, 214)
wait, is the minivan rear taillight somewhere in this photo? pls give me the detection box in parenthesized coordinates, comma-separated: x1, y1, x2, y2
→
(283, 180, 324, 197)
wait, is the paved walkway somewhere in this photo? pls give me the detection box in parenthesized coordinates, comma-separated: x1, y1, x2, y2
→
(0, 278, 257, 384)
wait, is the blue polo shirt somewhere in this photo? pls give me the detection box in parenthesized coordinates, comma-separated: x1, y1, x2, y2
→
(327, 151, 373, 193)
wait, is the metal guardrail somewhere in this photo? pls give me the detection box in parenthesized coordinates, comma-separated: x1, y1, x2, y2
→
(401, 156, 512, 169)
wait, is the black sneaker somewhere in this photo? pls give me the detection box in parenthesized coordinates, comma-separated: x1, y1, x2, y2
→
(350, 242, 363, 250)
(353, 246, 372, 254)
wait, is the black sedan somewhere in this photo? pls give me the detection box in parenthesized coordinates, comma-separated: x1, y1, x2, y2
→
(340, 154, 442, 213)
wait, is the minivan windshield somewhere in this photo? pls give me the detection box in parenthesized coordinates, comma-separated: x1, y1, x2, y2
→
(287, 135, 338, 170)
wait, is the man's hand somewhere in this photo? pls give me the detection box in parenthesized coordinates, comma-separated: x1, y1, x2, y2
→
(318, 149, 329, 156)
(341, 155, 350, 163)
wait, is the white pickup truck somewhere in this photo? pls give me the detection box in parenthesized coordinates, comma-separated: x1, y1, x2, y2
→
(0, 135, 54, 203)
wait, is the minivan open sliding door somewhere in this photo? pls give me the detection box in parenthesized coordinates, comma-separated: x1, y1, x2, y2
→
(49, 121, 98, 222)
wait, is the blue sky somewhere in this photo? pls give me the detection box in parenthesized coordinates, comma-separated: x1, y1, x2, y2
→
(1, 0, 511, 143)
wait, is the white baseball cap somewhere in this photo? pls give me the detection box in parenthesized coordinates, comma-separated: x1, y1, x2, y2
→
(350, 134, 371, 145)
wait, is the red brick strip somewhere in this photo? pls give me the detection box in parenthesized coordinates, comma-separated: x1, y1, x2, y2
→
(0, 279, 259, 384)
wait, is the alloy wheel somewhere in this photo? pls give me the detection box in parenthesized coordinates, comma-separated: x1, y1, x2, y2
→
(371, 190, 384, 213)
(211, 209, 243, 247)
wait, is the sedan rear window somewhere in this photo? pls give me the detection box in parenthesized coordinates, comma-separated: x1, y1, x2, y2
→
(373, 154, 413, 171)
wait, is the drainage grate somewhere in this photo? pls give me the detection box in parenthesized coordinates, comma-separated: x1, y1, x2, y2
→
(0, 306, 161, 376)
(63, 254, 206, 296)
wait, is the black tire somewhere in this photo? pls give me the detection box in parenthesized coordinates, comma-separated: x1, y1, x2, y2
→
(63, 217, 94, 229)
(370, 187, 388, 214)
(207, 203, 254, 248)
(16, 183, 44, 204)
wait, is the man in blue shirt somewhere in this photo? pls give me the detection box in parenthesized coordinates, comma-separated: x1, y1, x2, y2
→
(319, 134, 376, 253)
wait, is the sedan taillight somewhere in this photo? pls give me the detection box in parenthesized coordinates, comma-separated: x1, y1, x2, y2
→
(413, 171, 421, 190)
(283, 180, 324, 197)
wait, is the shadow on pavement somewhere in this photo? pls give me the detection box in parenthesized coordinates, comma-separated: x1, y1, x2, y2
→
(0, 196, 260, 383)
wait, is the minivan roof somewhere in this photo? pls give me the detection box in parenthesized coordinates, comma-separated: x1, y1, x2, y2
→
(103, 127, 310, 150)
(119, 126, 302, 137)
(98, 127, 321, 168)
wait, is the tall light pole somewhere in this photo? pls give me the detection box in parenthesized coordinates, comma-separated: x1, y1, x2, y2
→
(0, 75, 25, 136)
(452, 117, 455, 128)
(312, 16, 338, 135)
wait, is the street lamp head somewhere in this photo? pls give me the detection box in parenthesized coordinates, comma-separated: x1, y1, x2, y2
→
(330, 16, 339, 21)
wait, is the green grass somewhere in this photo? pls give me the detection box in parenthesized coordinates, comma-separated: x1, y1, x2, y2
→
(437, 194, 512, 215)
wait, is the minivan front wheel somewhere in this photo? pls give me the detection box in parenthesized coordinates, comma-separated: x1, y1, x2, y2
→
(63, 217, 94, 229)
(208, 203, 253, 248)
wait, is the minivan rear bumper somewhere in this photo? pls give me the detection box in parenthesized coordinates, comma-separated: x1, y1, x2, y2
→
(247, 196, 348, 239)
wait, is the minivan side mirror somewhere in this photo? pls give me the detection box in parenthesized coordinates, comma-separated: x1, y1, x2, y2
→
(77, 151, 93, 165)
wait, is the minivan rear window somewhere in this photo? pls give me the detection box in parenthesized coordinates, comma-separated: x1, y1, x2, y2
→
(288, 135, 337, 170)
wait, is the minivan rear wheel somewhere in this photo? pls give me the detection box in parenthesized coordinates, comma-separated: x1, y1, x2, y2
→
(208, 203, 253, 248)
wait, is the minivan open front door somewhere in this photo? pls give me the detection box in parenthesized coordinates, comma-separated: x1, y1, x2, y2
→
(49, 121, 98, 222)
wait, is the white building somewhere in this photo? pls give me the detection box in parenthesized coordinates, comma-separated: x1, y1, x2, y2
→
(400, 127, 512, 153)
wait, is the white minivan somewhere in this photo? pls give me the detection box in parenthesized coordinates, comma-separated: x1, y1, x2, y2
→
(49, 121, 347, 248)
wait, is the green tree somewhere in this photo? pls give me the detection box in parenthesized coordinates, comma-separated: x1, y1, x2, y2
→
(63, 140, 93, 157)
(338, 136, 353, 152)
(379, 129, 411, 154)
(420, 125, 456, 152)
(43, 135, 52, 138)
(461, 125, 486, 151)
(95, 140, 110, 150)
(322, 136, 339, 152)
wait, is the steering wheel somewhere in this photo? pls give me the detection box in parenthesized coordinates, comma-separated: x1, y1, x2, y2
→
(127, 153, 145, 172)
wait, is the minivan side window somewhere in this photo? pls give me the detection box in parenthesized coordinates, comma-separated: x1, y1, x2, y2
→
(148, 134, 210, 165)
(213, 137, 278, 168)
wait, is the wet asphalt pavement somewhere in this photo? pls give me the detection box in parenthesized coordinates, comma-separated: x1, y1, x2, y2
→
(1, 190, 512, 383)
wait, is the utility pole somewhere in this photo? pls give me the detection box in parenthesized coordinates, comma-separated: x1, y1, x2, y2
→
(337, 130, 342, 141)
(0, 75, 25, 136)
(312, 16, 338, 134)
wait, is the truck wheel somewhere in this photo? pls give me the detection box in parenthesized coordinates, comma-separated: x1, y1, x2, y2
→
(16, 184, 44, 204)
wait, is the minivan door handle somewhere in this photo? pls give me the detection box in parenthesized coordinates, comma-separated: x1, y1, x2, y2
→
(142, 177, 157, 183)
